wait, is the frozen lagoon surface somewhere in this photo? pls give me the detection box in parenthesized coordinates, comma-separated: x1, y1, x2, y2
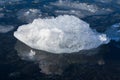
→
(0, 0, 120, 80)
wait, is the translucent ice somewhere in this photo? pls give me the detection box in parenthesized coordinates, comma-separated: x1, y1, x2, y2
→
(17, 9, 42, 23)
(14, 15, 110, 53)
(0, 25, 14, 33)
(106, 23, 120, 41)
(0, 0, 23, 5)
(0, 13, 4, 18)
(51, 1, 112, 18)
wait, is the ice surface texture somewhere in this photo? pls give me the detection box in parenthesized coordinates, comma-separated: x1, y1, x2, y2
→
(14, 15, 110, 54)
(106, 23, 120, 41)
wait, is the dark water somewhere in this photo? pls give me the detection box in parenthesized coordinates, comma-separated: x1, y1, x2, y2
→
(0, 0, 120, 80)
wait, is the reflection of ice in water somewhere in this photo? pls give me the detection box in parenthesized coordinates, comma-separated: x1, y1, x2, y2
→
(15, 41, 106, 75)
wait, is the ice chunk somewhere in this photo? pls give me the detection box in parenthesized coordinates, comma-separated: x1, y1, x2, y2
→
(94, 0, 112, 3)
(117, 0, 120, 4)
(51, 1, 99, 13)
(0, 0, 23, 5)
(0, 25, 14, 33)
(17, 9, 42, 23)
(55, 10, 87, 18)
(14, 15, 110, 54)
(0, 13, 4, 18)
(99, 34, 108, 41)
(51, 1, 112, 18)
(105, 23, 120, 41)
